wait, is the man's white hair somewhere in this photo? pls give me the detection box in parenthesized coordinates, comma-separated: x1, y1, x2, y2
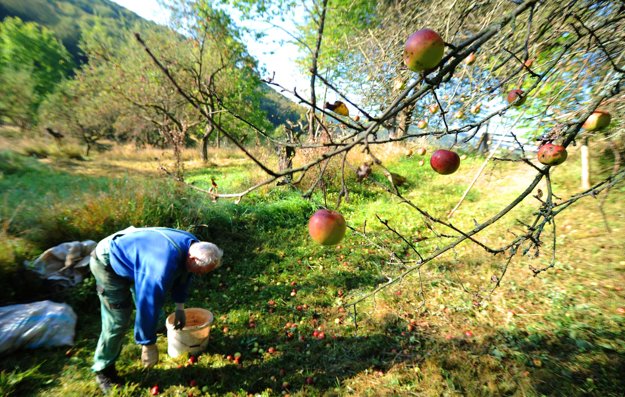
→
(189, 242, 223, 269)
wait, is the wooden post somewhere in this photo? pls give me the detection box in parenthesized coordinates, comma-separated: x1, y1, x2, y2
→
(581, 137, 590, 190)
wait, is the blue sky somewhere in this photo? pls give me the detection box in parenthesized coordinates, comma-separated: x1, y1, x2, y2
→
(110, 0, 306, 100)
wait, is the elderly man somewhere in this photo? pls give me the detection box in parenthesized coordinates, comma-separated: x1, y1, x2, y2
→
(89, 227, 223, 394)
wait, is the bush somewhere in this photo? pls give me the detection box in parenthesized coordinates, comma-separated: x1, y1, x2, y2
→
(21, 143, 51, 159)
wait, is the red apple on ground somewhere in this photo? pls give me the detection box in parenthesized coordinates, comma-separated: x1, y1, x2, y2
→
(416, 147, 427, 156)
(403, 29, 445, 72)
(189, 379, 198, 387)
(466, 52, 476, 65)
(188, 355, 197, 365)
(150, 385, 160, 395)
(582, 110, 611, 131)
(507, 89, 526, 106)
(308, 209, 347, 245)
(537, 143, 568, 165)
(417, 119, 428, 129)
(430, 149, 461, 175)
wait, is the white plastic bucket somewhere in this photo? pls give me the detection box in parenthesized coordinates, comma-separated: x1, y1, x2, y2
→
(165, 308, 213, 358)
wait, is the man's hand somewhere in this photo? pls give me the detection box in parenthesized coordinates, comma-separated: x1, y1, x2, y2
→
(141, 344, 158, 367)
(174, 308, 186, 330)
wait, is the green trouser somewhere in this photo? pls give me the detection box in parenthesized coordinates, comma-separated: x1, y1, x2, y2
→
(89, 241, 135, 372)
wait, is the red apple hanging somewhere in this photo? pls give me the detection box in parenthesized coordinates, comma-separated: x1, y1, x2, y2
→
(308, 209, 347, 245)
(430, 149, 461, 175)
(506, 89, 526, 106)
(582, 110, 611, 131)
(537, 143, 568, 165)
(403, 29, 445, 72)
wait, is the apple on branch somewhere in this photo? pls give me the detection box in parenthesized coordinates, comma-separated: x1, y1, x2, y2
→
(308, 209, 347, 245)
(537, 143, 567, 165)
(403, 29, 445, 72)
(582, 110, 611, 131)
(466, 52, 476, 65)
(430, 149, 460, 175)
(506, 89, 526, 106)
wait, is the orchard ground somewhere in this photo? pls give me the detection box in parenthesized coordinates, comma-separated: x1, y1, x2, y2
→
(1, 131, 624, 396)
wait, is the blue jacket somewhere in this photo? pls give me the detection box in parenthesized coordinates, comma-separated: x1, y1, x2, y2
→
(108, 228, 198, 344)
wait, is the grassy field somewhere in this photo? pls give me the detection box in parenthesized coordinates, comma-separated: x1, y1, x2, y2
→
(0, 134, 624, 397)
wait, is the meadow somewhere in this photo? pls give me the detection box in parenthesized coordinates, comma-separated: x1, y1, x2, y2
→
(1, 132, 624, 397)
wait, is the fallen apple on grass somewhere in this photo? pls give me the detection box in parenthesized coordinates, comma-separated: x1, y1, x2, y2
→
(403, 29, 445, 72)
(308, 209, 347, 245)
(150, 385, 160, 395)
(430, 149, 461, 175)
(537, 143, 568, 165)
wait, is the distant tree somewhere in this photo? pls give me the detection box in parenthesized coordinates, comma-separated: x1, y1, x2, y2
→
(38, 77, 118, 156)
(0, 16, 73, 128)
(77, 7, 274, 166)
(0, 66, 37, 129)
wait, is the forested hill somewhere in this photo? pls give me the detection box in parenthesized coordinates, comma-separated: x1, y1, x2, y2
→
(0, 0, 151, 65)
(0, 0, 304, 127)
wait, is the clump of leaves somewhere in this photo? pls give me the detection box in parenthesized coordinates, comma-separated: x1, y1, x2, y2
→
(0, 364, 42, 396)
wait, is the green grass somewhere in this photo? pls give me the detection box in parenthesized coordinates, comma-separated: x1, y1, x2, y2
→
(0, 144, 624, 396)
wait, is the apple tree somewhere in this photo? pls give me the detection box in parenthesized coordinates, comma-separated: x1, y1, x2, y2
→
(139, 0, 625, 310)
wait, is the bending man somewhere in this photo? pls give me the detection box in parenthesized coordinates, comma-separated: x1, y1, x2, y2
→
(89, 226, 223, 394)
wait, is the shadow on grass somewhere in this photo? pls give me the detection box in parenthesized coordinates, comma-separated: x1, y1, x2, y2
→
(2, 267, 624, 396)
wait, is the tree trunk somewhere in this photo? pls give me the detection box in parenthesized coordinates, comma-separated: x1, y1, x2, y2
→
(477, 132, 490, 154)
(307, 110, 317, 142)
(581, 137, 590, 190)
(201, 123, 214, 162)
(393, 103, 414, 139)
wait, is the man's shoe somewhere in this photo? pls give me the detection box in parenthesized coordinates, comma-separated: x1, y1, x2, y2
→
(95, 365, 123, 394)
